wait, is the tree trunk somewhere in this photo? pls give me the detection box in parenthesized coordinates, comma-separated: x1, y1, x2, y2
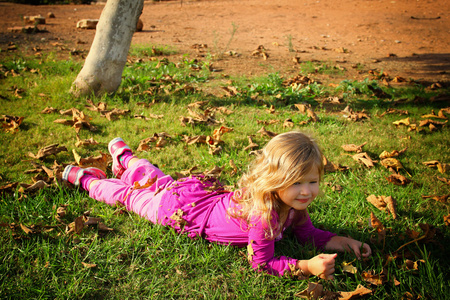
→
(71, 0, 144, 97)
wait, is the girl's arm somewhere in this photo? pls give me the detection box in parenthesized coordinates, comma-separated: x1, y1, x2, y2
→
(324, 235, 372, 259)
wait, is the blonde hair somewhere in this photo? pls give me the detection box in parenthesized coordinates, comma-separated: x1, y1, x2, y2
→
(232, 131, 324, 238)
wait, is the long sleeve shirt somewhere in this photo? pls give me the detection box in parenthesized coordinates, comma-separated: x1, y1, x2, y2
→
(157, 176, 336, 276)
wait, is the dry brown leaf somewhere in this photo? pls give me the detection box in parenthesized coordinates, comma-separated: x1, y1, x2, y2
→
(72, 150, 110, 172)
(370, 212, 386, 244)
(386, 174, 411, 186)
(283, 118, 294, 128)
(393, 117, 410, 126)
(247, 240, 254, 262)
(295, 282, 323, 300)
(243, 136, 259, 151)
(367, 195, 397, 219)
(306, 108, 320, 122)
(423, 160, 450, 174)
(338, 284, 372, 300)
(419, 119, 447, 127)
(379, 148, 407, 159)
(2, 115, 24, 133)
(342, 261, 358, 274)
(437, 177, 450, 185)
(342, 142, 367, 153)
(257, 126, 277, 138)
(41, 107, 58, 114)
(183, 135, 207, 145)
(444, 214, 450, 226)
(421, 110, 448, 120)
(294, 103, 311, 113)
(212, 125, 233, 141)
(380, 158, 405, 173)
(323, 156, 349, 173)
(361, 270, 386, 286)
(75, 135, 99, 147)
(352, 152, 375, 168)
(421, 194, 449, 203)
(81, 262, 97, 268)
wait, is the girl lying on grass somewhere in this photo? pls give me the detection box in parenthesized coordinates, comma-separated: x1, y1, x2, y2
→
(62, 131, 371, 279)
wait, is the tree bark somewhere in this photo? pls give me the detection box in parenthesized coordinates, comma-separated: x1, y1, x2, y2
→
(71, 0, 144, 97)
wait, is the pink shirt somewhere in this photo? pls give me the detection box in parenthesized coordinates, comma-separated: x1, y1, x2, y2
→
(157, 176, 336, 276)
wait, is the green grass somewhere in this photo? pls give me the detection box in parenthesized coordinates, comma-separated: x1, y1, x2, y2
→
(0, 46, 449, 299)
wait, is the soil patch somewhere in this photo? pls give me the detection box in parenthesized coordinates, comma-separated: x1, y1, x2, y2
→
(1, 0, 449, 84)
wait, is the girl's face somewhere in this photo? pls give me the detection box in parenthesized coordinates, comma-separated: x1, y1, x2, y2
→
(277, 168, 320, 214)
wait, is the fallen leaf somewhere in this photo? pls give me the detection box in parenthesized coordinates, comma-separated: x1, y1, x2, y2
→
(423, 160, 450, 174)
(393, 117, 410, 126)
(247, 240, 254, 262)
(367, 195, 397, 219)
(352, 152, 375, 168)
(295, 282, 323, 300)
(421, 194, 449, 203)
(257, 126, 277, 138)
(386, 174, 411, 186)
(75, 135, 99, 147)
(342, 142, 367, 153)
(342, 261, 358, 274)
(444, 214, 450, 226)
(370, 212, 386, 244)
(323, 156, 349, 173)
(379, 148, 407, 159)
(81, 262, 97, 268)
(361, 270, 386, 286)
(2, 115, 24, 133)
(338, 284, 372, 300)
(243, 136, 259, 151)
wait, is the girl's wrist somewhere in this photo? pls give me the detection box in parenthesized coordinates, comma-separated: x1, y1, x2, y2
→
(296, 260, 311, 276)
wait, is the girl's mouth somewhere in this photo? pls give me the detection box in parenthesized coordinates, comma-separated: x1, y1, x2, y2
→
(296, 198, 310, 203)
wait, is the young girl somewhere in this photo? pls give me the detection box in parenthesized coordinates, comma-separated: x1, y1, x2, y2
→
(63, 131, 371, 279)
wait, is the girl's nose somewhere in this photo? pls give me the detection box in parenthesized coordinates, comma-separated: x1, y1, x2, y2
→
(299, 185, 310, 196)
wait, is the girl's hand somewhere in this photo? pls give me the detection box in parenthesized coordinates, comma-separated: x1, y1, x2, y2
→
(325, 236, 372, 259)
(297, 253, 337, 280)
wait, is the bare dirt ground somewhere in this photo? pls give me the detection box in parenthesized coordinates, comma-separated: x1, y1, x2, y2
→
(1, 0, 449, 85)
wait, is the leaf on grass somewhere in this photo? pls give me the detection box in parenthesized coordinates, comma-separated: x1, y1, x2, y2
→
(423, 160, 450, 174)
(212, 125, 233, 141)
(380, 158, 406, 173)
(203, 165, 223, 178)
(323, 156, 349, 173)
(342, 106, 370, 122)
(55, 108, 97, 133)
(19, 180, 49, 193)
(66, 216, 84, 234)
(419, 119, 447, 127)
(386, 174, 411, 186)
(221, 86, 240, 97)
(306, 108, 320, 122)
(75, 135, 99, 147)
(183, 135, 207, 145)
(342, 142, 367, 153)
(444, 214, 450, 226)
(0, 182, 19, 194)
(243, 136, 259, 151)
(393, 117, 410, 126)
(367, 195, 398, 219)
(422, 194, 449, 203)
(72, 150, 110, 172)
(247, 240, 254, 262)
(295, 282, 323, 300)
(229, 160, 238, 176)
(257, 126, 277, 138)
(2, 115, 24, 133)
(56, 205, 68, 222)
(81, 262, 97, 268)
(361, 270, 387, 286)
(379, 148, 407, 159)
(342, 261, 358, 274)
(41, 106, 58, 114)
(187, 100, 209, 109)
(379, 108, 409, 117)
(421, 110, 448, 120)
(437, 176, 450, 185)
(283, 118, 294, 128)
(338, 284, 372, 300)
(352, 152, 375, 168)
(294, 103, 311, 113)
(370, 212, 386, 244)
(20, 223, 34, 234)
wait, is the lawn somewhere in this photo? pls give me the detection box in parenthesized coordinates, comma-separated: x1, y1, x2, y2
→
(0, 44, 449, 299)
